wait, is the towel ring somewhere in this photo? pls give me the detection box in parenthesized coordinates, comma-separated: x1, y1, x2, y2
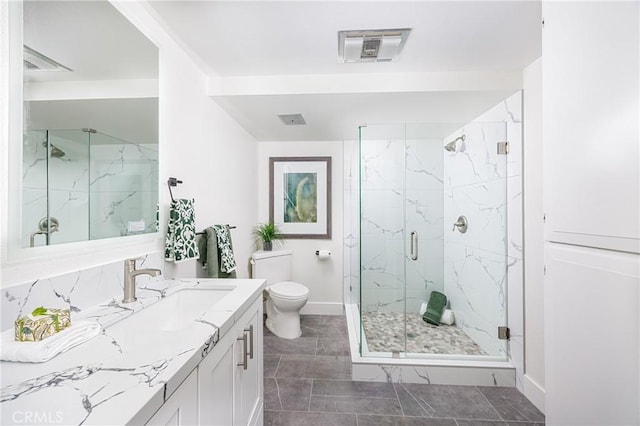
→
(167, 177, 182, 202)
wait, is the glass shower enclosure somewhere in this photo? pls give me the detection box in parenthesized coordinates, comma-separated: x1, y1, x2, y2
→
(22, 129, 159, 247)
(356, 121, 509, 360)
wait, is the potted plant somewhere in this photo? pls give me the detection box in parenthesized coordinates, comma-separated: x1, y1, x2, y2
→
(253, 222, 281, 251)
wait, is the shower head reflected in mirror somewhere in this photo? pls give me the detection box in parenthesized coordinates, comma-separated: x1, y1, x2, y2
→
(42, 141, 66, 158)
(444, 134, 466, 153)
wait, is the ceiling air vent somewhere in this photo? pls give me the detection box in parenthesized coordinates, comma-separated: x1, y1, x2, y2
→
(338, 28, 411, 63)
(23, 45, 73, 72)
(278, 114, 306, 126)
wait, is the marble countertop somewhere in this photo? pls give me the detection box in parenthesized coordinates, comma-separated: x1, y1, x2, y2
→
(0, 278, 266, 425)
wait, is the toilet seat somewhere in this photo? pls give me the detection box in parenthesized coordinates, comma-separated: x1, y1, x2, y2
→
(269, 281, 309, 300)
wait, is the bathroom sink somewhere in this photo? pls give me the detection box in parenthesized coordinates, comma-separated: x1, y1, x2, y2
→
(110, 285, 236, 333)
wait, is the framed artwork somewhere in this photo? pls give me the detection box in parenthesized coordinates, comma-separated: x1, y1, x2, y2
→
(269, 157, 331, 239)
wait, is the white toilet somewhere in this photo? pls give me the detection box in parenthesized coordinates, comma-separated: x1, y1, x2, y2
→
(251, 250, 309, 339)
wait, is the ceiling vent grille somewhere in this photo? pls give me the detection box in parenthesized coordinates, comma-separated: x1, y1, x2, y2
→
(278, 114, 306, 126)
(23, 45, 73, 72)
(338, 28, 411, 63)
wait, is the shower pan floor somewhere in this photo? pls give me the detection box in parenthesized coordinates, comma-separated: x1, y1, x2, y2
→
(362, 311, 487, 356)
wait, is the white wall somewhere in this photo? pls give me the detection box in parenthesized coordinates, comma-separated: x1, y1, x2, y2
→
(157, 30, 257, 279)
(522, 58, 545, 412)
(1, 2, 257, 287)
(542, 2, 639, 424)
(257, 141, 343, 315)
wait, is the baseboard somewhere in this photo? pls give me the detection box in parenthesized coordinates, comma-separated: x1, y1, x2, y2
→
(300, 302, 344, 316)
(524, 374, 545, 414)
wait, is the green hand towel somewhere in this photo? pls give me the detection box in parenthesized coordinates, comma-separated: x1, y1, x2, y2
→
(197, 226, 237, 278)
(423, 291, 447, 326)
(164, 199, 200, 262)
(212, 225, 237, 273)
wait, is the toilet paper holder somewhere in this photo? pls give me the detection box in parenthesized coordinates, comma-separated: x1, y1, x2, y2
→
(315, 250, 331, 257)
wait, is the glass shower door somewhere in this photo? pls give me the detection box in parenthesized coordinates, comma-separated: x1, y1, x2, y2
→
(359, 124, 407, 356)
(403, 124, 446, 355)
(440, 121, 509, 359)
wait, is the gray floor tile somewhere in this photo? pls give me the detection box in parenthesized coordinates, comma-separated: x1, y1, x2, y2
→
(316, 337, 350, 356)
(264, 314, 544, 426)
(312, 380, 396, 398)
(264, 354, 281, 378)
(358, 415, 457, 426)
(300, 315, 348, 337)
(265, 378, 282, 411)
(394, 383, 432, 417)
(401, 384, 501, 421)
(265, 410, 357, 426)
(309, 395, 403, 416)
(264, 378, 313, 411)
(477, 387, 545, 423)
(264, 335, 318, 355)
(275, 355, 351, 380)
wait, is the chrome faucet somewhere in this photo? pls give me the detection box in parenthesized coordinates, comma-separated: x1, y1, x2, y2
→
(123, 258, 161, 303)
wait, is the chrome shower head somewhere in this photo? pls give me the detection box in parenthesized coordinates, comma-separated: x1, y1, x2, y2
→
(444, 134, 466, 153)
(43, 141, 66, 158)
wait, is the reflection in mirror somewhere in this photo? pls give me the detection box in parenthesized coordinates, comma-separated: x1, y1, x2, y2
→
(22, 1, 159, 248)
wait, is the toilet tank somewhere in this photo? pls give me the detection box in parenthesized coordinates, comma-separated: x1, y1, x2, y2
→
(251, 250, 293, 285)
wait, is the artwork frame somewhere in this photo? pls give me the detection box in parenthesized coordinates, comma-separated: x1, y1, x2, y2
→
(269, 156, 331, 239)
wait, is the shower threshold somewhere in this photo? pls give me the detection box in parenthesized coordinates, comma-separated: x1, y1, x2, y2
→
(345, 304, 516, 387)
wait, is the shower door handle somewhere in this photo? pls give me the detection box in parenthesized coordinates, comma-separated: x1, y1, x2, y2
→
(410, 231, 418, 261)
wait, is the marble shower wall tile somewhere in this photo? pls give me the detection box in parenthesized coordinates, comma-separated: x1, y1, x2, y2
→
(21, 188, 47, 247)
(405, 138, 444, 191)
(443, 122, 507, 190)
(1, 253, 164, 332)
(90, 144, 158, 193)
(443, 241, 508, 358)
(444, 180, 508, 257)
(48, 189, 90, 244)
(360, 139, 405, 190)
(352, 362, 515, 386)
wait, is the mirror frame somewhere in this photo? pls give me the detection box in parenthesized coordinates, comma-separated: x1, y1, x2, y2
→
(2, 1, 163, 287)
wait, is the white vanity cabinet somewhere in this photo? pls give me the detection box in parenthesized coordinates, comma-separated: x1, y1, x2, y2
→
(233, 299, 263, 426)
(146, 369, 198, 426)
(198, 297, 264, 426)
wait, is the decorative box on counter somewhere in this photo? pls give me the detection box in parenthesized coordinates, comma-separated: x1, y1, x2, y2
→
(14, 307, 71, 342)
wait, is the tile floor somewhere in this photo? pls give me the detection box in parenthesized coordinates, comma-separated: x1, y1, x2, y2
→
(264, 314, 545, 426)
(362, 311, 487, 355)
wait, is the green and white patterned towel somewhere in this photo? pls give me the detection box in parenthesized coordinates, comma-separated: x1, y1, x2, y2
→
(212, 224, 237, 273)
(164, 199, 200, 263)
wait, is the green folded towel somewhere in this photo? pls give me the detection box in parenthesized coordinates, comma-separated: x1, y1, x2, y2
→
(423, 291, 447, 326)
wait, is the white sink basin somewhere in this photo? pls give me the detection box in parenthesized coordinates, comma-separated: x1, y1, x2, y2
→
(110, 284, 235, 333)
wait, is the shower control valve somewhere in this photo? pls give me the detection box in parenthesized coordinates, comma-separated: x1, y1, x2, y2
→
(452, 216, 468, 233)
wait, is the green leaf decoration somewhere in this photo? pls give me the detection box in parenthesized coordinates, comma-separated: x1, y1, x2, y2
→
(31, 307, 48, 316)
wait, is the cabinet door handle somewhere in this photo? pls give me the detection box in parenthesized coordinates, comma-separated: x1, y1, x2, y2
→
(244, 325, 254, 360)
(237, 333, 248, 370)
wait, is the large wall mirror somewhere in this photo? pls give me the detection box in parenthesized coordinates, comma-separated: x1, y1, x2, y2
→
(22, 1, 159, 248)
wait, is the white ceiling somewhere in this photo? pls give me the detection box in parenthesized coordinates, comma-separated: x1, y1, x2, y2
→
(149, 1, 542, 141)
(150, 1, 541, 77)
(24, 1, 158, 83)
